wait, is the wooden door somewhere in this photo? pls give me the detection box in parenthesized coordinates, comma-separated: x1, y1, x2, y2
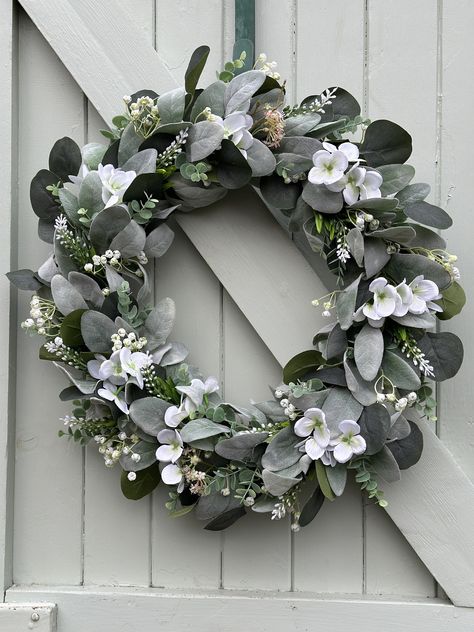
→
(1, 1, 474, 630)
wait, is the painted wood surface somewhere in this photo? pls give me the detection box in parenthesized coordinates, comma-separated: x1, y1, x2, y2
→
(0, 0, 16, 593)
(7, 586, 474, 632)
(4, 0, 474, 619)
(0, 603, 56, 632)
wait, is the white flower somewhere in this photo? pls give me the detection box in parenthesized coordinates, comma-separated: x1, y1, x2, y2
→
(164, 404, 188, 428)
(98, 381, 129, 414)
(408, 275, 441, 314)
(327, 165, 383, 205)
(363, 277, 398, 320)
(161, 463, 184, 491)
(84, 263, 93, 273)
(393, 279, 414, 317)
(330, 420, 366, 463)
(127, 471, 136, 481)
(98, 163, 136, 208)
(97, 350, 127, 385)
(395, 397, 408, 412)
(214, 113, 254, 157)
(119, 348, 149, 389)
(177, 377, 219, 410)
(308, 142, 358, 186)
(407, 392, 417, 404)
(298, 408, 331, 461)
(156, 429, 183, 463)
(92, 255, 101, 265)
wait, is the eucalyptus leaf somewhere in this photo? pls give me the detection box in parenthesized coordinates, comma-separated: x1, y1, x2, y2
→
(390, 312, 436, 329)
(346, 227, 364, 266)
(60, 308, 86, 347)
(120, 463, 161, 500)
(378, 164, 415, 195)
(262, 469, 301, 496)
(324, 324, 347, 362)
(364, 238, 391, 278)
(78, 171, 104, 215)
(299, 485, 325, 527)
(283, 349, 325, 383)
(170, 175, 227, 208)
(418, 331, 463, 381)
(30, 169, 60, 219)
(384, 253, 451, 289)
(371, 446, 401, 483)
(245, 139, 277, 177)
(404, 200, 452, 229)
(343, 357, 377, 406)
(354, 324, 384, 381)
(49, 136, 82, 181)
(89, 205, 130, 253)
(185, 45, 210, 97)
(388, 421, 423, 469)
(276, 136, 323, 158)
(371, 226, 416, 245)
(204, 506, 246, 531)
(284, 113, 321, 136)
(144, 297, 175, 349)
(358, 404, 391, 455)
(54, 362, 98, 395)
(120, 440, 158, 472)
(121, 148, 158, 175)
(186, 120, 225, 162)
(360, 119, 412, 167)
(302, 182, 343, 214)
(396, 182, 431, 208)
(315, 461, 335, 501)
(195, 492, 240, 521)
(129, 397, 169, 435)
(326, 463, 347, 497)
(259, 174, 300, 210)
(435, 282, 466, 320)
(215, 139, 252, 189)
(6, 269, 42, 291)
(215, 432, 268, 462)
(123, 173, 164, 203)
(261, 426, 301, 471)
(322, 387, 363, 432)
(58, 188, 80, 225)
(157, 87, 186, 124)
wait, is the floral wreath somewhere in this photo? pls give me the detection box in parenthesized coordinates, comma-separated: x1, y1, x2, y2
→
(9, 47, 465, 531)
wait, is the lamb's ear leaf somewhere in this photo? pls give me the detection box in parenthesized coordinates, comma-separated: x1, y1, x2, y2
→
(120, 463, 161, 500)
(81, 310, 117, 353)
(6, 269, 42, 291)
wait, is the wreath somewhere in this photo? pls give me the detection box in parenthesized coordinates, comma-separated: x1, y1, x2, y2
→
(8, 46, 465, 531)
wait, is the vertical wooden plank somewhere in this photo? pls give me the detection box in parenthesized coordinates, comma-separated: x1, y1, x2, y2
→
(81, 0, 154, 588)
(439, 1, 474, 481)
(292, 0, 364, 594)
(0, 0, 16, 593)
(221, 293, 291, 590)
(365, 0, 437, 597)
(150, 0, 232, 589)
(13, 11, 84, 584)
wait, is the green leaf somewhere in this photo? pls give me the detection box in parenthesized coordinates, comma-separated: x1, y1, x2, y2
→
(51, 275, 88, 316)
(360, 119, 412, 167)
(82, 142, 107, 170)
(224, 70, 266, 115)
(346, 227, 364, 266)
(190, 80, 226, 120)
(348, 197, 399, 212)
(261, 426, 301, 471)
(396, 182, 431, 208)
(144, 224, 175, 258)
(180, 418, 229, 443)
(123, 173, 164, 204)
(371, 226, 416, 245)
(302, 182, 343, 214)
(283, 349, 325, 383)
(30, 169, 61, 219)
(121, 148, 158, 176)
(49, 137, 82, 181)
(118, 122, 143, 165)
(354, 324, 384, 381)
(364, 238, 391, 278)
(321, 387, 363, 433)
(260, 174, 300, 210)
(7, 269, 42, 291)
(326, 463, 347, 497)
(262, 469, 301, 496)
(60, 309, 86, 348)
(78, 171, 106, 215)
(129, 397, 169, 435)
(336, 274, 361, 331)
(186, 121, 225, 162)
(144, 297, 175, 350)
(89, 205, 131, 253)
(343, 357, 377, 406)
(185, 45, 210, 97)
(404, 200, 453, 230)
(120, 440, 158, 472)
(324, 324, 347, 362)
(157, 87, 186, 124)
(388, 421, 423, 470)
(195, 492, 241, 520)
(245, 139, 277, 177)
(418, 331, 463, 381)
(215, 432, 268, 462)
(284, 113, 321, 136)
(384, 253, 451, 289)
(358, 404, 391, 455)
(377, 164, 415, 195)
(315, 461, 335, 501)
(371, 447, 401, 483)
(299, 485, 325, 527)
(81, 310, 117, 353)
(436, 281, 466, 320)
(120, 463, 161, 500)
(169, 175, 228, 208)
(382, 350, 421, 390)
(110, 220, 147, 259)
(215, 139, 252, 189)
(204, 506, 246, 531)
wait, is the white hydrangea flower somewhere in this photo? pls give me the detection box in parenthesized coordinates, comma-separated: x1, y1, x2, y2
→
(308, 142, 359, 186)
(98, 163, 136, 208)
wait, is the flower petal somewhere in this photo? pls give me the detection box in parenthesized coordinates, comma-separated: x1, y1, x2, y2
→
(305, 437, 325, 460)
(339, 419, 360, 435)
(339, 142, 359, 161)
(294, 416, 315, 437)
(161, 463, 183, 485)
(333, 442, 353, 463)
